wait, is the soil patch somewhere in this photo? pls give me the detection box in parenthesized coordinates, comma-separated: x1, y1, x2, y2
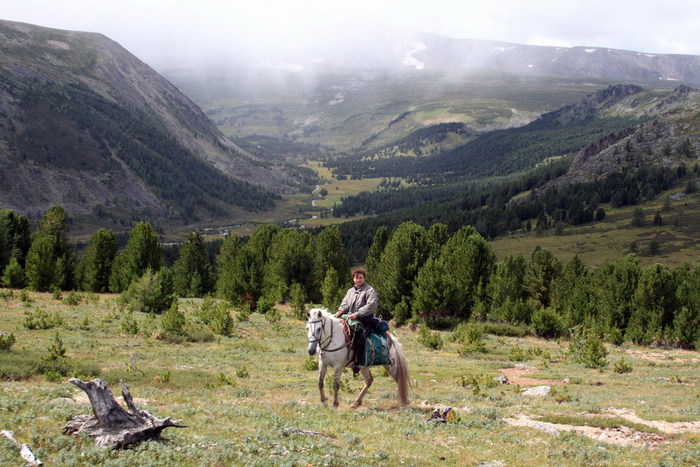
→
(499, 364, 566, 387)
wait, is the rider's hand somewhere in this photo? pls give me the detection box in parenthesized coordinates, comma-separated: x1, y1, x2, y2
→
(349, 313, 357, 320)
(335, 310, 343, 317)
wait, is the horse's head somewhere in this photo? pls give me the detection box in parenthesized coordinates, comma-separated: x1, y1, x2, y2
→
(306, 308, 327, 356)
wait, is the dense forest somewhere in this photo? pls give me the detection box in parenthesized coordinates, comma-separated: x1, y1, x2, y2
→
(2, 206, 698, 351)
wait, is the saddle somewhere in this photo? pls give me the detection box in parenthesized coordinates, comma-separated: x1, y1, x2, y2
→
(340, 317, 393, 366)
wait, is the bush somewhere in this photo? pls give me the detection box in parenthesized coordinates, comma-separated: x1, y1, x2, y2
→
(607, 327, 625, 346)
(509, 345, 526, 362)
(119, 268, 174, 314)
(569, 333, 608, 369)
(613, 357, 633, 374)
(417, 326, 443, 350)
(304, 356, 319, 371)
(62, 291, 81, 306)
(0, 332, 15, 351)
(531, 307, 564, 338)
(24, 308, 63, 330)
(120, 312, 139, 335)
(161, 301, 186, 336)
(1, 258, 26, 288)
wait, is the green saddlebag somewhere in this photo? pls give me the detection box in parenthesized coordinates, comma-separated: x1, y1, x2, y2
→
(362, 333, 392, 366)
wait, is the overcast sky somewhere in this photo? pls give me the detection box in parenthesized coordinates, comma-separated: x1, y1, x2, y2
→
(3, 0, 700, 68)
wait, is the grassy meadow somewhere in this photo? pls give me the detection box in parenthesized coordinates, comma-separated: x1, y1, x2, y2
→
(1, 289, 698, 466)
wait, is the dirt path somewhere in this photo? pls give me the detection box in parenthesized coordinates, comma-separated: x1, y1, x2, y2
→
(499, 364, 567, 386)
(504, 408, 699, 447)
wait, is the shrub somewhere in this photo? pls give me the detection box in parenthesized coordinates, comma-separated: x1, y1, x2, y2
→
(1, 258, 26, 288)
(304, 356, 319, 371)
(62, 291, 81, 306)
(569, 333, 608, 369)
(531, 307, 564, 338)
(0, 332, 15, 351)
(613, 357, 633, 374)
(607, 327, 625, 346)
(24, 308, 63, 330)
(47, 331, 67, 361)
(120, 312, 139, 335)
(417, 326, 443, 350)
(509, 345, 526, 362)
(119, 268, 174, 314)
(161, 301, 186, 336)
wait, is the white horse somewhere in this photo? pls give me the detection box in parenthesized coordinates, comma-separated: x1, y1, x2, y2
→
(305, 308, 409, 408)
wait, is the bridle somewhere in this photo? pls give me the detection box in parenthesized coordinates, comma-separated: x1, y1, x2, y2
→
(307, 315, 348, 353)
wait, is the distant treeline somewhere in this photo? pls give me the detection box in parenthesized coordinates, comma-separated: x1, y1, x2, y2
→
(2, 207, 698, 350)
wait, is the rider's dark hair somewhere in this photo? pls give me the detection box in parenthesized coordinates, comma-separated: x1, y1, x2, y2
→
(351, 267, 366, 278)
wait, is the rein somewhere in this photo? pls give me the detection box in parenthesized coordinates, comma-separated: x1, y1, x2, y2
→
(309, 316, 349, 353)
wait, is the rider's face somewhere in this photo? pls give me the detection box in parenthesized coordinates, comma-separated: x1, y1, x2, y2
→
(353, 273, 365, 288)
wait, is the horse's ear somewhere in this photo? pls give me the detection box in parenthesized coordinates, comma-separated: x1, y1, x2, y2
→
(305, 310, 310, 319)
(314, 310, 322, 318)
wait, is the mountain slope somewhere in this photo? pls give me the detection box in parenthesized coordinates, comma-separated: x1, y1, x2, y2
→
(0, 20, 304, 225)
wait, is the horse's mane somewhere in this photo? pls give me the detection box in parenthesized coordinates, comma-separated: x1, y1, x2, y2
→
(308, 307, 333, 319)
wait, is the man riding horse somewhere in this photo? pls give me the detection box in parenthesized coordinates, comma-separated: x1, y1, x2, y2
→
(335, 267, 377, 374)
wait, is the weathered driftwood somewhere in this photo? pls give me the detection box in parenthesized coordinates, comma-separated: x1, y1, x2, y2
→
(1, 430, 42, 465)
(63, 378, 185, 449)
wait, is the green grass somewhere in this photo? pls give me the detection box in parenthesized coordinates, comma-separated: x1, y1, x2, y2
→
(1, 290, 698, 465)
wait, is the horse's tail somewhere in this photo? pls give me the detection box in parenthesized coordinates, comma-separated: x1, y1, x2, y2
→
(389, 334, 410, 407)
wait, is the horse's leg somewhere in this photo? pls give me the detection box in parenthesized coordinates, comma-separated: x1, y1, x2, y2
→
(332, 366, 344, 408)
(350, 367, 373, 408)
(318, 360, 328, 404)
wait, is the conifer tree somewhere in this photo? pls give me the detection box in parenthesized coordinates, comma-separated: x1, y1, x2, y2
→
(594, 254, 640, 333)
(312, 226, 348, 301)
(25, 206, 74, 291)
(264, 229, 314, 301)
(412, 257, 460, 327)
(365, 225, 389, 282)
(523, 247, 562, 310)
(76, 228, 118, 292)
(173, 231, 212, 297)
(109, 222, 162, 292)
(0, 209, 32, 270)
(439, 225, 495, 318)
(374, 221, 429, 319)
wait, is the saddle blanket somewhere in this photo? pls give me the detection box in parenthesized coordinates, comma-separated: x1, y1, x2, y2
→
(362, 332, 392, 367)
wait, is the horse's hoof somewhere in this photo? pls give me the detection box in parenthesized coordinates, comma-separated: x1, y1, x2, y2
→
(350, 402, 361, 409)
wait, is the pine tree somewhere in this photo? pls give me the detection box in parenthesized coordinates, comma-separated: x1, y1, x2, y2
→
(264, 229, 314, 301)
(173, 231, 212, 297)
(374, 221, 430, 318)
(25, 206, 74, 291)
(0, 209, 32, 270)
(109, 222, 162, 292)
(412, 257, 460, 327)
(489, 253, 527, 310)
(76, 228, 118, 292)
(312, 226, 348, 302)
(439, 226, 495, 318)
(320, 267, 345, 310)
(1, 257, 26, 288)
(365, 225, 389, 282)
(523, 247, 562, 310)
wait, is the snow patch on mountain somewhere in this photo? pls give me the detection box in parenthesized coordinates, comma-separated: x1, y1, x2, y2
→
(402, 41, 427, 70)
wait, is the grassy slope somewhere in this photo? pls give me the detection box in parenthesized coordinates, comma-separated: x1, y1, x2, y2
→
(0, 291, 698, 465)
(491, 186, 700, 268)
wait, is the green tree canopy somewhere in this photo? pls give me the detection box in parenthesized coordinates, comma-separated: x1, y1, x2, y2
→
(110, 222, 162, 293)
(76, 228, 118, 292)
(173, 231, 213, 297)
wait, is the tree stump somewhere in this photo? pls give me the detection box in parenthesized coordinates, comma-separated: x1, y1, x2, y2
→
(63, 378, 185, 449)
